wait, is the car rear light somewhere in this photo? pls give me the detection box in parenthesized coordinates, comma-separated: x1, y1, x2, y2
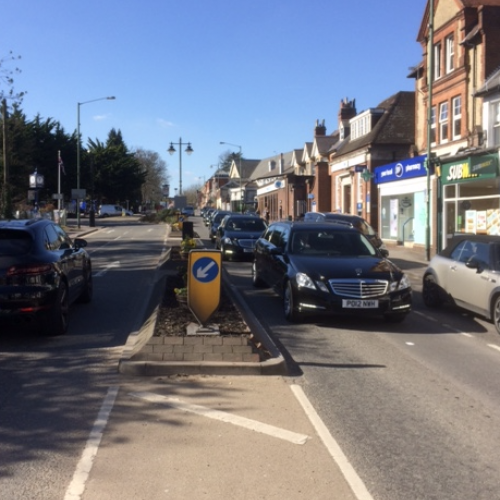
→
(7, 263, 53, 277)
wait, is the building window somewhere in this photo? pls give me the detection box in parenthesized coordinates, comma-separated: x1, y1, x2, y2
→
(445, 34, 455, 73)
(452, 96, 461, 140)
(492, 101, 500, 147)
(430, 106, 436, 145)
(434, 42, 442, 80)
(439, 102, 449, 143)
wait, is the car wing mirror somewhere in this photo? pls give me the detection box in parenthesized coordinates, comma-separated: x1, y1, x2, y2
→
(73, 238, 88, 249)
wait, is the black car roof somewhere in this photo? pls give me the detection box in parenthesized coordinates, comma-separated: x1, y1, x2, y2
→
(270, 221, 360, 232)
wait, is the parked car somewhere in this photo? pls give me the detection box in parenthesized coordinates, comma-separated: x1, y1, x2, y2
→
(252, 221, 412, 323)
(181, 206, 195, 216)
(215, 214, 267, 261)
(208, 210, 232, 241)
(0, 218, 93, 336)
(303, 212, 386, 251)
(422, 234, 500, 333)
(203, 208, 215, 226)
(98, 204, 133, 217)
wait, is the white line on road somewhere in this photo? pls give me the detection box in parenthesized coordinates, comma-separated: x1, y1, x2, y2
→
(93, 261, 121, 277)
(130, 391, 309, 445)
(488, 343, 500, 353)
(290, 384, 375, 500)
(64, 386, 119, 500)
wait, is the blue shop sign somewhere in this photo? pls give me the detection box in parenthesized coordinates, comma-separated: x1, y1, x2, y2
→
(374, 155, 427, 184)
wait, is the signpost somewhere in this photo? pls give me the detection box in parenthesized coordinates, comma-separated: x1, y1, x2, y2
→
(187, 250, 222, 332)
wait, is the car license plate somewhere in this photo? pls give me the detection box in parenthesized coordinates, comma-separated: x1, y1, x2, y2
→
(342, 299, 378, 308)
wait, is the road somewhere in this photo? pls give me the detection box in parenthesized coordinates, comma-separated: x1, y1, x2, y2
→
(2, 216, 500, 499)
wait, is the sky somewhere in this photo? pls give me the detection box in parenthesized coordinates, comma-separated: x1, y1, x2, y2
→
(2, 0, 425, 194)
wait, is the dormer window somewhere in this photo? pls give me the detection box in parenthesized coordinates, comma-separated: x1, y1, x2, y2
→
(339, 123, 345, 140)
(350, 109, 383, 140)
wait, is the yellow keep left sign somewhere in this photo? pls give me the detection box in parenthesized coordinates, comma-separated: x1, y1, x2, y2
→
(187, 250, 222, 325)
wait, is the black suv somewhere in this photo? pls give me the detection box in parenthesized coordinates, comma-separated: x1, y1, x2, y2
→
(0, 218, 93, 336)
(252, 221, 412, 323)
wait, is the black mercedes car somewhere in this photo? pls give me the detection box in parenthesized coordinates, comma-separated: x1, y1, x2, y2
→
(215, 214, 267, 261)
(0, 218, 93, 336)
(252, 221, 412, 323)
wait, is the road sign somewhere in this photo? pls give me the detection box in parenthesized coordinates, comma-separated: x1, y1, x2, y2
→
(187, 250, 222, 325)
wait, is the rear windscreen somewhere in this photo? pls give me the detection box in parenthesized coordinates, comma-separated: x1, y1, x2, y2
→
(0, 230, 33, 256)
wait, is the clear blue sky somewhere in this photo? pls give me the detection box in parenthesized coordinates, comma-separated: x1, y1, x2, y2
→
(2, 0, 425, 193)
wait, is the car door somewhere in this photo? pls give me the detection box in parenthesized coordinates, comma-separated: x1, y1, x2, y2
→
(446, 240, 492, 316)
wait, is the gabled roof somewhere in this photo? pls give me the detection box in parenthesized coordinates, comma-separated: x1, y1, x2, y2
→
(475, 66, 500, 96)
(301, 142, 314, 163)
(333, 91, 415, 158)
(248, 151, 295, 182)
(228, 159, 260, 182)
(311, 135, 338, 160)
(290, 149, 305, 167)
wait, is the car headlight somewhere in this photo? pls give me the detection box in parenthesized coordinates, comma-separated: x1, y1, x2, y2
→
(295, 272, 316, 290)
(389, 273, 411, 292)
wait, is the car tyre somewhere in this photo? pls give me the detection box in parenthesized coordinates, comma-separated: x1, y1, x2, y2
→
(383, 313, 407, 323)
(422, 274, 443, 308)
(40, 281, 69, 336)
(492, 295, 500, 335)
(252, 261, 266, 287)
(78, 266, 93, 304)
(284, 281, 302, 322)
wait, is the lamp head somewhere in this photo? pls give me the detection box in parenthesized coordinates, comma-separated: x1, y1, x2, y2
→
(185, 143, 194, 155)
(167, 143, 176, 155)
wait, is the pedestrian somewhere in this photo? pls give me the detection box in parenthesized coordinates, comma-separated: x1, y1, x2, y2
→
(265, 207, 270, 225)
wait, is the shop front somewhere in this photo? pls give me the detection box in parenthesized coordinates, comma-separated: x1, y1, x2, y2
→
(374, 155, 428, 246)
(440, 151, 500, 249)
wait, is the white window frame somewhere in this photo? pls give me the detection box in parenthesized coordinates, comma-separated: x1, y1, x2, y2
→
(434, 42, 442, 80)
(430, 106, 437, 145)
(439, 102, 449, 144)
(445, 34, 455, 74)
(452, 96, 461, 140)
(491, 100, 500, 147)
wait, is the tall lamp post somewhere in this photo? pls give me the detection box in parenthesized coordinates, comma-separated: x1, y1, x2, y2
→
(168, 138, 193, 196)
(220, 141, 243, 212)
(76, 95, 116, 228)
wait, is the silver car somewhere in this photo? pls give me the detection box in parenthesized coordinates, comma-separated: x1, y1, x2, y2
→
(422, 234, 500, 333)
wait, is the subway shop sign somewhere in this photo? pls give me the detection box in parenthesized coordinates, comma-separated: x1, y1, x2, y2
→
(441, 153, 499, 185)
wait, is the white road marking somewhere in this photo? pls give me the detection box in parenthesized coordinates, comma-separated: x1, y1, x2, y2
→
(130, 391, 309, 445)
(291, 384, 375, 500)
(64, 386, 119, 500)
(93, 261, 121, 277)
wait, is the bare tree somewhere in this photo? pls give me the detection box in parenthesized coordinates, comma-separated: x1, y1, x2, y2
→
(135, 148, 169, 209)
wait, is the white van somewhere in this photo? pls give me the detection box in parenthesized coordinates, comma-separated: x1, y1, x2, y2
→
(98, 204, 133, 217)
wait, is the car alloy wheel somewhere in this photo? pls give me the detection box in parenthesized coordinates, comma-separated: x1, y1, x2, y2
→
(422, 275, 443, 308)
(251, 261, 266, 288)
(40, 281, 69, 336)
(284, 281, 302, 322)
(492, 295, 500, 335)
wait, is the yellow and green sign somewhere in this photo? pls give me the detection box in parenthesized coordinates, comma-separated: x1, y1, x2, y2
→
(441, 153, 499, 185)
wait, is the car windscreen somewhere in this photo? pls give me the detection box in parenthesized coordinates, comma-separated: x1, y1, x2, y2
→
(0, 230, 33, 256)
(290, 230, 376, 257)
(229, 218, 267, 232)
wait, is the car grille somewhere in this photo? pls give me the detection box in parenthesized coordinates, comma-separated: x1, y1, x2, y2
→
(238, 239, 257, 249)
(328, 279, 389, 298)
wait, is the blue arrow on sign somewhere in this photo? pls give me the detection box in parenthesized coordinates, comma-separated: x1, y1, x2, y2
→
(192, 257, 219, 283)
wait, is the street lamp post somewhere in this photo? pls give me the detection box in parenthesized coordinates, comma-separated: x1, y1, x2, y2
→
(76, 95, 116, 228)
(220, 141, 243, 212)
(168, 138, 193, 196)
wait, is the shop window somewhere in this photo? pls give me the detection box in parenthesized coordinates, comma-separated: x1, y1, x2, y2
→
(452, 96, 461, 140)
(439, 102, 449, 144)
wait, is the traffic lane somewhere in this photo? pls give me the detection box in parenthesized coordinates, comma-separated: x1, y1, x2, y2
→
(224, 261, 500, 500)
(0, 223, 170, 499)
(66, 223, 169, 344)
(82, 376, 359, 500)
